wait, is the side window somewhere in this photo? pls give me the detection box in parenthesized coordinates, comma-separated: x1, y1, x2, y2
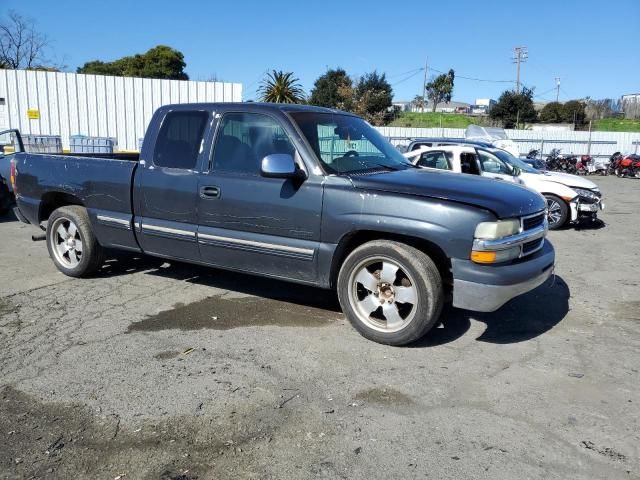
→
(418, 151, 450, 170)
(477, 150, 511, 175)
(153, 111, 208, 169)
(212, 112, 296, 175)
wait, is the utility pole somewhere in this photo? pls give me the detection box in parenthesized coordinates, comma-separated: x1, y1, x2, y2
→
(512, 46, 528, 94)
(421, 57, 428, 113)
(555, 77, 561, 103)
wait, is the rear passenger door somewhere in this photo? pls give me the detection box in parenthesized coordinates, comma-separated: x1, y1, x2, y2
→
(133, 109, 209, 261)
(196, 111, 323, 283)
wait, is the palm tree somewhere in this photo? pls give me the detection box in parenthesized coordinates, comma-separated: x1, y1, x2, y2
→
(258, 70, 306, 104)
(412, 95, 425, 112)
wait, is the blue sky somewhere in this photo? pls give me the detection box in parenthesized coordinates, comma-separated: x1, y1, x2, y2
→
(3, 0, 638, 103)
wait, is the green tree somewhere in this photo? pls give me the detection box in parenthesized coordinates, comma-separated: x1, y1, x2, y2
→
(352, 71, 393, 125)
(411, 95, 425, 112)
(78, 45, 188, 80)
(425, 69, 455, 112)
(539, 102, 564, 123)
(490, 87, 537, 128)
(258, 70, 306, 104)
(309, 68, 353, 109)
(562, 100, 586, 125)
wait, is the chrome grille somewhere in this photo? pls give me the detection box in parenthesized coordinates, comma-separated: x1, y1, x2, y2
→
(522, 212, 545, 231)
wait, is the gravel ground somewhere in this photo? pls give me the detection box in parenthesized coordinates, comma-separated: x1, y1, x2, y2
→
(0, 175, 638, 480)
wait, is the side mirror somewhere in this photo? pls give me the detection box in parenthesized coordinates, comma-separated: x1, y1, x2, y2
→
(260, 154, 305, 179)
(512, 166, 521, 177)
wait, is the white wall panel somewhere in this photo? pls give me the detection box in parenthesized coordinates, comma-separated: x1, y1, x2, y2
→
(0, 69, 242, 150)
(378, 126, 640, 157)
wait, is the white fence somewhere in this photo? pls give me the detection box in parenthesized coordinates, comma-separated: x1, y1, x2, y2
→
(376, 126, 640, 157)
(0, 69, 242, 151)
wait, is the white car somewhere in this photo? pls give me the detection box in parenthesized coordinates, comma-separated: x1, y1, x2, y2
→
(404, 145, 604, 230)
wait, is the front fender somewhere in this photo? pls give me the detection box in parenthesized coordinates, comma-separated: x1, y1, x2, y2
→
(321, 181, 496, 260)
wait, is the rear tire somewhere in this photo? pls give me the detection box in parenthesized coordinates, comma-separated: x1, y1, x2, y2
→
(337, 240, 444, 346)
(544, 194, 569, 230)
(46, 205, 105, 277)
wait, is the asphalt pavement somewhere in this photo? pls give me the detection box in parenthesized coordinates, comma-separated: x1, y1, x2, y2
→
(0, 175, 638, 480)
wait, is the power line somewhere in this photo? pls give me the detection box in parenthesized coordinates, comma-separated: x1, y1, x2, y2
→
(533, 86, 558, 99)
(387, 67, 423, 79)
(392, 69, 423, 87)
(429, 66, 514, 83)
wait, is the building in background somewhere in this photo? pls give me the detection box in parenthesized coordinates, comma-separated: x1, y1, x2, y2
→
(470, 98, 496, 115)
(621, 93, 640, 119)
(392, 100, 470, 113)
(0, 69, 242, 151)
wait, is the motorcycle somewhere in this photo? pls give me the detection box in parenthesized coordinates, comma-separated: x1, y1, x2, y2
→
(576, 155, 590, 175)
(608, 152, 623, 176)
(547, 149, 577, 174)
(524, 149, 546, 170)
(576, 155, 609, 176)
(563, 154, 578, 174)
(616, 154, 640, 178)
(545, 148, 564, 171)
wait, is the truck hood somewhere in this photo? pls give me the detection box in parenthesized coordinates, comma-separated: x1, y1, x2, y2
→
(536, 171, 599, 190)
(348, 169, 545, 218)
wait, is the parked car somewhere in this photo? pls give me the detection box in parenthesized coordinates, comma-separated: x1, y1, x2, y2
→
(405, 144, 604, 230)
(10, 103, 554, 346)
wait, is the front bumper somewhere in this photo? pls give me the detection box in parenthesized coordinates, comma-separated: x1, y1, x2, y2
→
(451, 241, 555, 312)
(570, 196, 604, 220)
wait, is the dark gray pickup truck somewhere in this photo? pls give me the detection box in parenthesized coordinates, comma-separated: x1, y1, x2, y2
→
(10, 103, 554, 345)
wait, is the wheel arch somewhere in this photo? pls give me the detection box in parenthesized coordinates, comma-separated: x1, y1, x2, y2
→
(39, 191, 84, 223)
(329, 230, 451, 290)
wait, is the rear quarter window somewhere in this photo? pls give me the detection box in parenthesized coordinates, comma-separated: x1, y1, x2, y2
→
(153, 111, 209, 169)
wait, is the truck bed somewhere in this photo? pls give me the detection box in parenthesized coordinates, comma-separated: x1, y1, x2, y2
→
(13, 152, 139, 251)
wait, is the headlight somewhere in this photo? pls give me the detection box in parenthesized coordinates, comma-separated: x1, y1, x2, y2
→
(474, 219, 520, 240)
(573, 188, 599, 201)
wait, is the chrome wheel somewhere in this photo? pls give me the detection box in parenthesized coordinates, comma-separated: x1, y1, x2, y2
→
(347, 256, 418, 333)
(50, 217, 83, 268)
(546, 198, 563, 227)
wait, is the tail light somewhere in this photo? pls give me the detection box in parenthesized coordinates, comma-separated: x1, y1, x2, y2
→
(9, 159, 17, 195)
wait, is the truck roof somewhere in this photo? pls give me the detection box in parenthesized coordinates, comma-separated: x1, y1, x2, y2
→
(157, 102, 356, 116)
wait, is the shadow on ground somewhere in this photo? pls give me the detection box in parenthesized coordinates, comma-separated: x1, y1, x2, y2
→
(96, 253, 570, 346)
(574, 218, 606, 230)
(0, 208, 16, 223)
(412, 275, 571, 347)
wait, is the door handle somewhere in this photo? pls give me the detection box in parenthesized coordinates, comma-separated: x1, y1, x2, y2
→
(200, 186, 220, 199)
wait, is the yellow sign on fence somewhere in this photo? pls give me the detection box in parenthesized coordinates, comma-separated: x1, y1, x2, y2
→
(27, 109, 40, 120)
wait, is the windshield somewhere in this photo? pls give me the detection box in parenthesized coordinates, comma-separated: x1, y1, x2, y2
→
(289, 112, 414, 174)
(491, 148, 540, 174)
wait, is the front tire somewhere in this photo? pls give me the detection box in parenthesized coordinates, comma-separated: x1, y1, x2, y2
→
(46, 205, 105, 277)
(545, 194, 569, 230)
(337, 240, 444, 346)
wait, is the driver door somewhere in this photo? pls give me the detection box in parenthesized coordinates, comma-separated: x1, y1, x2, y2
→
(476, 149, 517, 183)
(196, 111, 323, 283)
